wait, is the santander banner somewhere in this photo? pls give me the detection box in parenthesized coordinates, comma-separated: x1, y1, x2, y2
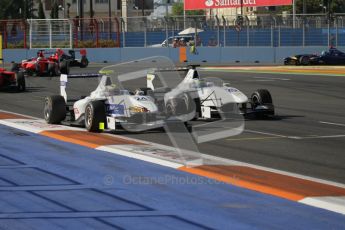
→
(185, 0, 293, 10)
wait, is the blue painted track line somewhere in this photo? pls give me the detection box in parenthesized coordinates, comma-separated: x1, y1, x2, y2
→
(0, 124, 344, 230)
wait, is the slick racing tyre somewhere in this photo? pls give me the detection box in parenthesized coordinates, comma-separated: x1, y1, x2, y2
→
(300, 56, 310, 65)
(44, 95, 66, 124)
(180, 93, 194, 114)
(85, 100, 106, 132)
(15, 71, 26, 92)
(59, 60, 70, 74)
(251, 89, 273, 106)
(251, 89, 274, 118)
(48, 63, 58, 77)
(11, 63, 20, 72)
(166, 98, 188, 118)
(80, 57, 89, 68)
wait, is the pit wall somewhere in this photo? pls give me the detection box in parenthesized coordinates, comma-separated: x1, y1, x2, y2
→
(3, 47, 342, 65)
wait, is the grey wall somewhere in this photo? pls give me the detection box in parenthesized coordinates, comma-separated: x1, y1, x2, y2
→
(3, 46, 340, 64)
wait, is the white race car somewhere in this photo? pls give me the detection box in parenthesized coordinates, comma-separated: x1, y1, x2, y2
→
(141, 65, 275, 119)
(44, 73, 162, 132)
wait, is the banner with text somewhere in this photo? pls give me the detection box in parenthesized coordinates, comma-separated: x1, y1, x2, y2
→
(185, 0, 293, 10)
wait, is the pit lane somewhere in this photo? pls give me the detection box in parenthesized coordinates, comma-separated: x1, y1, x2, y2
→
(1, 64, 344, 184)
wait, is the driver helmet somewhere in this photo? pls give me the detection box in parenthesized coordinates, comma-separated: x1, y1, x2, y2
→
(198, 79, 207, 88)
(135, 89, 145, 95)
(56, 48, 64, 56)
(105, 84, 119, 96)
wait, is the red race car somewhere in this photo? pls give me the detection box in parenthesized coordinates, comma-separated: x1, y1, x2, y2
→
(0, 59, 26, 92)
(11, 50, 69, 76)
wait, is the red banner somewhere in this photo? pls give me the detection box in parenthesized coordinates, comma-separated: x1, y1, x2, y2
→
(185, 0, 293, 10)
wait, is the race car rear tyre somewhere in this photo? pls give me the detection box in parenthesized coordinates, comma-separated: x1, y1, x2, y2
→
(181, 93, 194, 113)
(85, 100, 106, 132)
(300, 56, 310, 65)
(11, 63, 20, 72)
(48, 63, 58, 77)
(166, 98, 188, 118)
(80, 57, 89, 68)
(16, 71, 26, 92)
(191, 98, 201, 120)
(44, 95, 66, 124)
(60, 60, 70, 74)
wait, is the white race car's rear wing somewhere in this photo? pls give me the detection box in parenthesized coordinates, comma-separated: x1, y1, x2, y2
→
(60, 73, 101, 102)
(147, 67, 200, 90)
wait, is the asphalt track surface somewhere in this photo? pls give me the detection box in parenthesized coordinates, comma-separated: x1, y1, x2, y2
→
(1, 64, 345, 185)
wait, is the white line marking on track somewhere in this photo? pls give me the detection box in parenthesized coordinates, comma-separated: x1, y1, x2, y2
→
(319, 121, 345, 127)
(253, 77, 291, 81)
(300, 196, 345, 215)
(246, 129, 345, 140)
(245, 129, 288, 138)
(245, 80, 275, 82)
(291, 135, 345, 139)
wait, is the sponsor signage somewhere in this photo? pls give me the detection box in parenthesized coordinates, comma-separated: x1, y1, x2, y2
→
(185, 0, 293, 10)
(106, 104, 125, 116)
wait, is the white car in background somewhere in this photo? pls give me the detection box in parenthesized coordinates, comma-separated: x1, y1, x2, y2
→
(141, 65, 275, 119)
(150, 35, 194, 47)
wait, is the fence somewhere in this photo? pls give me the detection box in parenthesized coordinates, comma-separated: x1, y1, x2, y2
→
(1, 14, 345, 49)
(0, 19, 27, 49)
(28, 19, 72, 49)
(1, 18, 121, 49)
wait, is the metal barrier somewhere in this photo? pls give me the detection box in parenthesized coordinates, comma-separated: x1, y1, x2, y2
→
(1, 14, 345, 49)
(72, 17, 120, 48)
(0, 19, 27, 49)
(28, 19, 72, 49)
(121, 14, 345, 48)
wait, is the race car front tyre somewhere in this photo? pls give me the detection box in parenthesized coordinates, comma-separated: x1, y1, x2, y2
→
(251, 89, 273, 106)
(44, 95, 66, 124)
(85, 100, 106, 132)
(16, 71, 26, 92)
(251, 89, 274, 117)
(11, 63, 20, 72)
(80, 57, 89, 68)
(60, 60, 70, 74)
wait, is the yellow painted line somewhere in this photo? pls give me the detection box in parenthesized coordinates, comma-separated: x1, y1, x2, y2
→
(226, 136, 283, 141)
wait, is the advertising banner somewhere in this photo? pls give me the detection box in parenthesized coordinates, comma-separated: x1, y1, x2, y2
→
(185, 0, 293, 10)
